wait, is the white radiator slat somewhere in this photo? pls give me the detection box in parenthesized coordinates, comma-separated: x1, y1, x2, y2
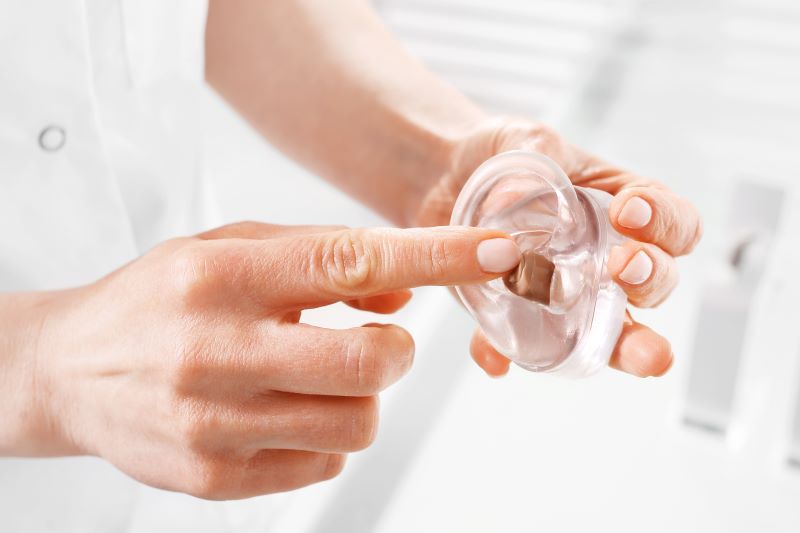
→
(379, 0, 633, 118)
(403, 40, 575, 85)
(378, 0, 800, 127)
(385, 9, 597, 55)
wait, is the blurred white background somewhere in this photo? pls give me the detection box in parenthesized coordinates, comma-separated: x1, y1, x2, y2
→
(136, 0, 800, 531)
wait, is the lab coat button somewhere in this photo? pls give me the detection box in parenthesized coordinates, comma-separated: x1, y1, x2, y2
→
(39, 125, 66, 152)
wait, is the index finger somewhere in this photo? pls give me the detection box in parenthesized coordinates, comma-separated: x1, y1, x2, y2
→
(221, 226, 520, 308)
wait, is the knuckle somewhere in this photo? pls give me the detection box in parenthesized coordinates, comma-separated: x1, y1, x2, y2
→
(651, 199, 675, 243)
(524, 124, 561, 152)
(226, 220, 262, 234)
(387, 326, 415, 375)
(345, 396, 380, 451)
(185, 454, 235, 500)
(314, 230, 378, 296)
(344, 331, 384, 394)
(170, 333, 212, 393)
(531, 123, 559, 142)
(200, 220, 270, 240)
(654, 193, 703, 256)
(630, 254, 677, 309)
(632, 287, 666, 309)
(492, 121, 561, 156)
(426, 237, 450, 279)
(174, 399, 218, 450)
(343, 327, 414, 395)
(169, 244, 222, 305)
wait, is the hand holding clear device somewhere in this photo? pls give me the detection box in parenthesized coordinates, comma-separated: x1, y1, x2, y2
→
(451, 151, 629, 377)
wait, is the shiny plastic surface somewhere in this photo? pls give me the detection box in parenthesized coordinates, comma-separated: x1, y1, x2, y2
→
(451, 151, 627, 377)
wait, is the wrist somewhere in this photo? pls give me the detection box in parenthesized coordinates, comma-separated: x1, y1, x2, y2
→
(399, 111, 495, 227)
(0, 291, 78, 456)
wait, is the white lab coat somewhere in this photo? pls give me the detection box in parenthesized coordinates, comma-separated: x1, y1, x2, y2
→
(0, 1, 256, 531)
(0, 0, 213, 293)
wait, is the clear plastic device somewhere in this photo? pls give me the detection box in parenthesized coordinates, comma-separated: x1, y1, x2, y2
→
(450, 151, 628, 377)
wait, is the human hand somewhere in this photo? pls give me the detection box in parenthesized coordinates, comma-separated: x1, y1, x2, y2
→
(416, 117, 703, 378)
(19, 222, 520, 499)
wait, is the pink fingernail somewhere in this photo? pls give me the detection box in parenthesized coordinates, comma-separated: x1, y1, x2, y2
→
(477, 238, 521, 273)
(618, 197, 652, 229)
(619, 250, 653, 285)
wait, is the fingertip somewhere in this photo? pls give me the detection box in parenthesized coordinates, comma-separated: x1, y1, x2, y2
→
(322, 453, 347, 481)
(395, 289, 414, 306)
(360, 322, 416, 384)
(472, 350, 511, 377)
(610, 322, 673, 378)
(476, 237, 521, 274)
(470, 331, 511, 377)
(652, 352, 674, 377)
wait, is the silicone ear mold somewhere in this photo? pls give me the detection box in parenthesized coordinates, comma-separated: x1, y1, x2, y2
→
(450, 151, 628, 377)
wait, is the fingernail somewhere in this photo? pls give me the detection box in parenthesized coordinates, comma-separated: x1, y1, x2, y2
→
(619, 250, 653, 285)
(618, 196, 652, 229)
(477, 238, 521, 273)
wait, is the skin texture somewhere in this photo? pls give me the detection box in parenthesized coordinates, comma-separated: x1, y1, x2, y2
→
(0, 223, 518, 499)
(0, 0, 702, 500)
